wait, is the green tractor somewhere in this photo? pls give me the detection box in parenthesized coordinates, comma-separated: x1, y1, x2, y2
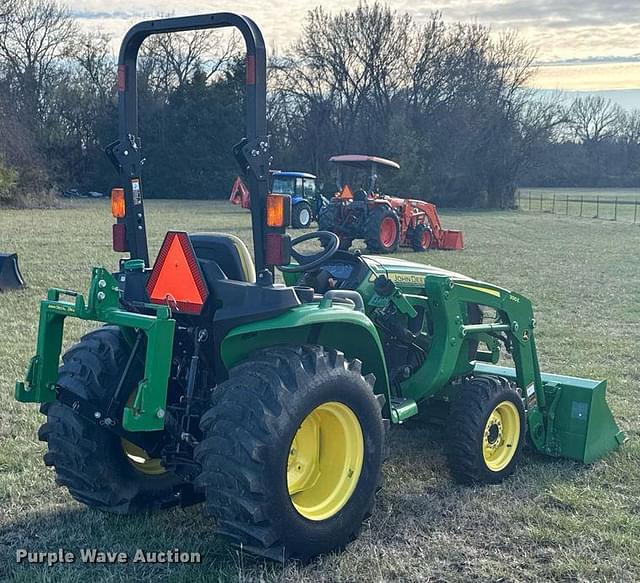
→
(16, 13, 625, 561)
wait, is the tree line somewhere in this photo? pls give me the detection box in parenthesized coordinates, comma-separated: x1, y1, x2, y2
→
(1, 0, 639, 208)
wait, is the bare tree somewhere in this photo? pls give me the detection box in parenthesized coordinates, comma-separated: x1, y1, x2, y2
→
(65, 32, 114, 102)
(0, 0, 75, 123)
(569, 96, 624, 144)
(0, 0, 15, 25)
(403, 14, 452, 113)
(619, 109, 640, 145)
(275, 2, 411, 159)
(141, 29, 239, 95)
(54, 32, 115, 169)
(617, 109, 640, 172)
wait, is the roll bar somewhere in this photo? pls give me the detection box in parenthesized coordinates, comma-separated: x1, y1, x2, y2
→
(108, 13, 270, 273)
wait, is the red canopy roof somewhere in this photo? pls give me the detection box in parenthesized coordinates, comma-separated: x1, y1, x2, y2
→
(329, 155, 400, 170)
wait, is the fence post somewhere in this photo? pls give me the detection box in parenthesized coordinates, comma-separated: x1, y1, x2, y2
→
(580, 195, 584, 217)
(566, 195, 569, 215)
(635, 200, 638, 224)
(540, 193, 543, 211)
(552, 193, 556, 214)
(614, 197, 618, 221)
(596, 195, 600, 218)
(528, 192, 531, 210)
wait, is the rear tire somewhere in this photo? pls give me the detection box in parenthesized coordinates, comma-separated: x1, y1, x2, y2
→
(195, 345, 387, 560)
(318, 201, 341, 232)
(292, 201, 313, 229)
(38, 326, 183, 512)
(446, 375, 525, 484)
(365, 206, 400, 253)
(318, 203, 353, 250)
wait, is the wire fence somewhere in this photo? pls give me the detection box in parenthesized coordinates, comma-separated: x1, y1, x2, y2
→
(516, 191, 640, 224)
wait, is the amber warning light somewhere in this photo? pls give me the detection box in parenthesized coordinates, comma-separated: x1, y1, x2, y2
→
(266, 194, 291, 228)
(111, 188, 125, 218)
(146, 231, 209, 314)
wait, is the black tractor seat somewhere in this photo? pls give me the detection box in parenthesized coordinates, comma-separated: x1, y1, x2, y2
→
(189, 232, 256, 283)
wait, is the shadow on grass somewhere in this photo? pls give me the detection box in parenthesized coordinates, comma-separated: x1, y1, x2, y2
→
(0, 419, 605, 583)
(379, 418, 592, 523)
(0, 502, 279, 583)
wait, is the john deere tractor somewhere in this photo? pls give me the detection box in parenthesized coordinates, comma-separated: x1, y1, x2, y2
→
(16, 13, 625, 561)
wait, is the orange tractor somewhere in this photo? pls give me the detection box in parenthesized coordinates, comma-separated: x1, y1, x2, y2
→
(318, 155, 463, 253)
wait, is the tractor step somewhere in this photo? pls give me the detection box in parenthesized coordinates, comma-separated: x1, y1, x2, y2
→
(0, 253, 25, 291)
(389, 397, 418, 424)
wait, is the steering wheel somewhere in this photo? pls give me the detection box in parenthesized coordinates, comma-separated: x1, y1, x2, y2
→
(278, 231, 340, 273)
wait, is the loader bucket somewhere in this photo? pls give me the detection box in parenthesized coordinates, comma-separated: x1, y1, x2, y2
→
(542, 372, 625, 463)
(440, 230, 464, 250)
(474, 363, 625, 463)
(0, 253, 25, 291)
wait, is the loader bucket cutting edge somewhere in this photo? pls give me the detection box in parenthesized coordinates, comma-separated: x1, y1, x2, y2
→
(0, 253, 25, 291)
(474, 363, 625, 463)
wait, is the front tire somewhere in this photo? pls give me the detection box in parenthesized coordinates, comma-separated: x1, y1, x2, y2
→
(38, 326, 183, 512)
(410, 224, 432, 251)
(195, 345, 387, 560)
(446, 375, 525, 484)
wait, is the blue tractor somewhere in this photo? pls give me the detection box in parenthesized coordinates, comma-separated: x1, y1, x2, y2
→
(270, 171, 327, 228)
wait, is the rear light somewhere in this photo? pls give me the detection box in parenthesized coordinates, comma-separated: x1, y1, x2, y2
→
(246, 54, 256, 85)
(111, 188, 125, 218)
(112, 223, 128, 252)
(266, 194, 290, 227)
(265, 233, 291, 265)
(117, 65, 126, 91)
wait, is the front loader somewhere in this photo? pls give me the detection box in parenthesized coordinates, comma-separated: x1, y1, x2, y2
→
(15, 12, 625, 562)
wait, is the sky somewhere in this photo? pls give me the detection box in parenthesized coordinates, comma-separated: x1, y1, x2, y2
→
(69, 0, 640, 106)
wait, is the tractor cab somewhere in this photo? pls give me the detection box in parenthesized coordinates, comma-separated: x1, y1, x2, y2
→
(330, 154, 400, 198)
(271, 170, 317, 201)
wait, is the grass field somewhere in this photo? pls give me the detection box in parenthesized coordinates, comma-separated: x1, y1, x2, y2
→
(1, 200, 639, 582)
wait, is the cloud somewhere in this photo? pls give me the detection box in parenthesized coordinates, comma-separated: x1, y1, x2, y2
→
(408, 0, 640, 29)
(537, 55, 640, 67)
(67, 0, 640, 89)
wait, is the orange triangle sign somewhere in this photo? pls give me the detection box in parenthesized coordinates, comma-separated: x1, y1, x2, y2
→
(146, 231, 208, 314)
(340, 184, 353, 199)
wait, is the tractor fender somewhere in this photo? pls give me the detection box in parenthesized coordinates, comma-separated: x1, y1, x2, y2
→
(220, 303, 390, 400)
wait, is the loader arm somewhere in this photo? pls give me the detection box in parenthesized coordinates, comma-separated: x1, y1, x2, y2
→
(394, 273, 624, 461)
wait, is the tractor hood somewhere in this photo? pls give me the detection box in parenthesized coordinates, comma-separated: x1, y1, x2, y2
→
(360, 255, 473, 288)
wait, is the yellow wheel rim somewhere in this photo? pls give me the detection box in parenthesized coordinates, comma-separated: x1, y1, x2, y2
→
(121, 439, 167, 475)
(482, 401, 520, 472)
(287, 402, 364, 521)
(121, 388, 166, 476)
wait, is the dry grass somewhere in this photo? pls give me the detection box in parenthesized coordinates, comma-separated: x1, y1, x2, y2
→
(1, 200, 638, 582)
